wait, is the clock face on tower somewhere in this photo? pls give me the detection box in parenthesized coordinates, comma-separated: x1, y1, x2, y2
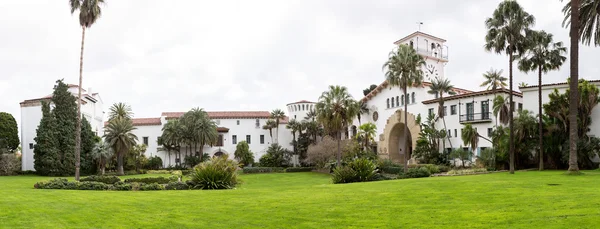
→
(424, 64, 439, 80)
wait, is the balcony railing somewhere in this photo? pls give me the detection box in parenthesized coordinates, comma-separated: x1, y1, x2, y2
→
(460, 112, 492, 123)
(414, 47, 448, 60)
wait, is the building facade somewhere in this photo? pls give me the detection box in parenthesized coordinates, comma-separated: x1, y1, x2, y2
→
(20, 85, 104, 171)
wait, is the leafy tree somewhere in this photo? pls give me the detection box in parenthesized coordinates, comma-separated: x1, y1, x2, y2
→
(52, 80, 78, 176)
(270, 109, 286, 144)
(428, 78, 456, 149)
(126, 144, 147, 172)
(160, 119, 182, 167)
(234, 141, 254, 167)
(80, 117, 98, 175)
(382, 44, 425, 173)
(33, 101, 59, 175)
(70, 0, 105, 181)
(262, 119, 276, 143)
(413, 114, 447, 165)
(104, 117, 137, 175)
(259, 143, 292, 167)
(562, 0, 600, 47)
(450, 148, 471, 168)
(0, 112, 19, 153)
(356, 123, 377, 151)
(306, 136, 350, 168)
(91, 140, 113, 175)
(315, 85, 358, 167)
(363, 84, 377, 96)
(518, 30, 567, 170)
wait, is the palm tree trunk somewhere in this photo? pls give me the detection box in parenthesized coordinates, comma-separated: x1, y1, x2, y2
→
(538, 66, 544, 171)
(74, 27, 86, 181)
(117, 150, 124, 176)
(276, 122, 279, 144)
(568, 0, 580, 173)
(441, 94, 453, 149)
(336, 131, 341, 167)
(403, 85, 409, 173)
(509, 52, 515, 174)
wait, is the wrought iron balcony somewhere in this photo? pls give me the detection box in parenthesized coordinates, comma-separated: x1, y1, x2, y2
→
(460, 112, 492, 123)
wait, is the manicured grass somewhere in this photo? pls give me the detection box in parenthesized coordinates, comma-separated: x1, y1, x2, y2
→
(2, 171, 600, 228)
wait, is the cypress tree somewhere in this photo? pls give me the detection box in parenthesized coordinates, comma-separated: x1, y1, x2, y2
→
(33, 101, 60, 175)
(51, 80, 78, 176)
(80, 117, 98, 175)
(0, 112, 19, 153)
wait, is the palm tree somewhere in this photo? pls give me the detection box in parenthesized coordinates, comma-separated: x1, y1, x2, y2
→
(428, 78, 456, 149)
(104, 118, 137, 176)
(481, 68, 507, 129)
(305, 110, 317, 122)
(270, 109, 286, 144)
(70, 0, 105, 181)
(357, 123, 377, 151)
(493, 95, 510, 125)
(161, 119, 183, 167)
(356, 101, 370, 125)
(461, 124, 493, 155)
(382, 44, 425, 173)
(286, 119, 301, 155)
(108, 102, 133, 121)
(484, 0, 535, 174)
(315, 85, 358, 167)
(91, 141, 113, 175)
(518, 30, 567, 171)
(195, 112, 218, 158)
(562, 0, 600, 47)
(262, 119, 276, 143)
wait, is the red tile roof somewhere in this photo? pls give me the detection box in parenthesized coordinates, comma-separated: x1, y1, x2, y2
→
(421, 88, 522, 104)
(286, 100, 315, 105)
(360, 80, 473, 103)
(162, 111, 290, 124)
(131, 118, 162, 126)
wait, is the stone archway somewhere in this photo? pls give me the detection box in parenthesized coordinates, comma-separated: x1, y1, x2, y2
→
(377, 109, 420, 164)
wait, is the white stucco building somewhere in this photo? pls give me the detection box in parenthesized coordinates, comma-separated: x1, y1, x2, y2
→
(19, 84, 104, 171)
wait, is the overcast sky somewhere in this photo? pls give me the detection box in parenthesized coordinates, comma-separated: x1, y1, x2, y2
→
(1, 0, 598, 126)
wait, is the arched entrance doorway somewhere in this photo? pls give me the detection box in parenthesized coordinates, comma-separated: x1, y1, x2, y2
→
(378, 110, 420, 164)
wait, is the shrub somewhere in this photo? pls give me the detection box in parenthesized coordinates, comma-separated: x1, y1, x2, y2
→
(243, 167, 285, 174)
(77, 181, 110, 190)
(188, 156, 239, 189)
(0, 154, 20, 176)
(347, 158, 377, 182)
(376, 158, 403, 168)
(332, 166, 358, 184)
(145, 156, 163, 170)
(259, 144, 292, 167)
(399, 167, 431, 179)
(165, 181, 189, 190)
(285, 167, 313, 172)
(139, 183, 164, 191)
(184, 155, 203, 168)
(447, 168, 489, 175)
(147, 170, 172, 174)
(421, 164, 440, 174)
(234, 141, 254, 167)
(80, 175, 121, 184)
(380, 166, 403, 174)
(124, 176, 177, 184)
(34, 178, 78, 189)
(306, 136, 350, 168)
(111, 182, 133, 191)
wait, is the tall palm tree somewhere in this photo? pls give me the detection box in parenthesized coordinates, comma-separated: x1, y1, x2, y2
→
(428, 78, 457, 149)
(161, 119, 183, 167)
(270, 109, 286, 144)
(518, 30, 567, 171)
(382, 44, 425, 173)
(286, 119, 301, 155)
(562, 0, 600, 47)
(91, 140, 113, 175)
(104, 118, 137, 176)
(262, 119, 276, 143)
(108, 102, 133, 121)
(481, 68, 507, 129)
(195, 112, 218, 157)
(315, 85, 358, 167)
(484, 0, 535, 174)
(70, 0, 105, 181)
(357, 123, 377, 151)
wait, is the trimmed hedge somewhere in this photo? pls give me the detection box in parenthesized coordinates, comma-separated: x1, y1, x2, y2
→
(165, 181, 189, 190)
(285, 167, 314, 172)
(380, 166, 403, 174)
(34, 178, 112, 190)
(80, 175, 121, 184)
(380, 164, 445, 175)
(146, 170, 172, 174)
(124, 176, 177, 184)
(111, 182, 133, 191)
(243, 167, 285, 174)
(77, 181, 110, 190)
(139, 183, 164, 191)
(399, 167, 431, 179)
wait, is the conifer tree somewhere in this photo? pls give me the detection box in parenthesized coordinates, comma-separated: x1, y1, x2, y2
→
(33, 101, 59, 175)
(51, 80, 78, 175)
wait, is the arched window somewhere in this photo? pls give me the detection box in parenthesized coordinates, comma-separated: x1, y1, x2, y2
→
(401, 95, 405, 106)
(409, 41, 414, 48)
(302, 104, 305, 111)
(412, 92, 416, 104)
(386, 98, 390, 108)
(431, 43, 436, 50)
(391, 97, 395, 107)
(396, 96, 399, 107)
(406, 94, 410, 104)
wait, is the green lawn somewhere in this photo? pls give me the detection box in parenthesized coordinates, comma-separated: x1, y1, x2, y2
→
(1, 171, 600, 228)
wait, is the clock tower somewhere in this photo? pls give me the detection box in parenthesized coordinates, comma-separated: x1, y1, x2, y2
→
(393, 31, 448, 82)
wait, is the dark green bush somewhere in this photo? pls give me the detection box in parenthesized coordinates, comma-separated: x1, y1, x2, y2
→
(348, 158, 377, 182)
(189, 156, 239, 189)
(243, 167, 285, 174)
(77, 181, 110, 190)
(111, 182, 133, 191)
(165, 181, 189, 190)
(80, 175, 121, 184)
(380, 166, 403, 174)
(285, 167, 314, 172)
(437, 165, 450, 173)
(139, 183, 164, 191)
(421, 164, 440, 174)
(184, 155, 202, 168)
(124, 176, 177, 184)
(34, 178, 77, 189)
(145, 156, 163, 170)
(399, 167, 431, 179)
(258, 144, 292, 167)
(332, 166, 358, 184)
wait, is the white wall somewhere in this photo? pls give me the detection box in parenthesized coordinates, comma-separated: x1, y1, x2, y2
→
(287, 102, 315, 121)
